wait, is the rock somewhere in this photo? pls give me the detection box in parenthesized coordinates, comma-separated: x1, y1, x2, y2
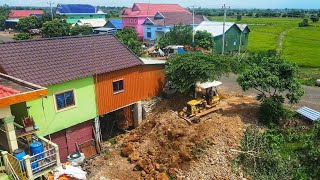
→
(155, 163, 161, 171)
(179, 151, 192, 161)
(121, 143, 134, 157)
(129, 151, 140, 162)
(137, 159, 148, 170)
(156, 172, 169, 180)
(141, 170, 147, 177)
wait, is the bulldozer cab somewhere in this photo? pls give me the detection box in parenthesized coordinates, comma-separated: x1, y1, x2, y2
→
(185, 81, 222, 116)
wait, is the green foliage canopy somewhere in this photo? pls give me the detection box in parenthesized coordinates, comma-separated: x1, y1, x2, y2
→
(237, 56, 304, 104)
(16, 16, 40, 32)
(194, 30, 214, 50)
(157, 25, 193, 48)
(115, 27, 142, 55)
(41, 19, 70, 38)
(70, 25, 92, 36)
(13, 33, 31, 40)
(165, 53, 232, 93)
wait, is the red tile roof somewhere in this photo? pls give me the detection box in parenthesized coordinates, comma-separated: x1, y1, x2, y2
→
(147, 11, 205, 26)
(0, 35, 143, 86)
(8, 10, 44, 18)
(0, 85, 20, 98)
(122, 3, 191, 17)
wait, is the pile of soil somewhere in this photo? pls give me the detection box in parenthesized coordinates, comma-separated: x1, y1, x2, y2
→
(87, 95, 259, 180)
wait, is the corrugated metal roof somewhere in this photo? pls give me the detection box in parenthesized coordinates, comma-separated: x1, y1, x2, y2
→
(296, 106, 320, 121)
(8, 10, 44, 18)
(76, 19, 107, 28)
(195, 21, 236, 37)
(107, 20, 122, 29)
(56, 4, 100, 14)
(140, 58, 166, 65)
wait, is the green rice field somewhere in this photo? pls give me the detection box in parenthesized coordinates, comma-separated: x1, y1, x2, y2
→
(208, 16, 320, 85)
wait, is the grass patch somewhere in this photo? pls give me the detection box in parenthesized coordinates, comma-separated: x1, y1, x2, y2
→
(283, 25, 320, 68)
(297, 67, 320, 86)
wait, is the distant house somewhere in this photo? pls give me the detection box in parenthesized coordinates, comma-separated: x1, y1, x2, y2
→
(0, 35, 165, 162)
(105, 19, 122, 30)
(195, 21, 250, 53)
(93, 19, 122, 34)
(56, 4, 107, 24)
(121, 3, 190, 39)
(142, 11, 206, 42)
(75, 19, 107, 28)
(8, 10, 44, 19)
(6, 10, 44, 29)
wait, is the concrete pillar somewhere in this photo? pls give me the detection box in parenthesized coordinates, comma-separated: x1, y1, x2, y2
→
(2, 116, 18, 153)
(133, 101, 142, 128)
(23, 155, 34, 180)
(1, 151, 9, 174)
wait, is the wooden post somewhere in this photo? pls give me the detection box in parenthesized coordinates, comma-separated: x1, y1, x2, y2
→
(23, 155, 34, 180)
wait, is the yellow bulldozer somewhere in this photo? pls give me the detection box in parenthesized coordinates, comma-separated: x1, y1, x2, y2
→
(179, 81, 222, 122)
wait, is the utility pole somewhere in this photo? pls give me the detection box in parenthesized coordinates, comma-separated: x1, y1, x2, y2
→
(47, 0, 54, 21)
(222, 4, 229, 55)
(191, 6, 195, 50)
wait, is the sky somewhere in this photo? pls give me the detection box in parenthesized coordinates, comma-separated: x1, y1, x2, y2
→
(1, 0, 320, 9)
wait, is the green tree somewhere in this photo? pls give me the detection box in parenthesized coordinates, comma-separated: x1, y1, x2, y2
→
(237, 14, 242, 21)
(115, 27, 142, 55)
(70, 25, 92, 36)
(310, 15, 319, 23)
(16, 16, 40, 32)
(41, 19, 70, 38)
(298, 18, 309, 27)
(13, 33, 31, 40)
(0, 5, 10, 30)
(194, 30, 214, 50)
(39, 13, 67, 24)
(165, 53, 232, 93)
(157, 25, 193, 48)
(237, 56, 304, 125)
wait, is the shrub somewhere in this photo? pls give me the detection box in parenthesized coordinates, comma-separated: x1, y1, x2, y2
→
(13, 33, 31, 40)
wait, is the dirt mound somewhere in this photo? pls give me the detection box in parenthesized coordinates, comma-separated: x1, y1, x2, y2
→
(88, 96, 258, 180)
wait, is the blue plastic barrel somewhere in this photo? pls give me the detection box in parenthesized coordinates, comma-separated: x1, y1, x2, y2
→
(30, 141, 44, 159)
(13, 149, 26, 171)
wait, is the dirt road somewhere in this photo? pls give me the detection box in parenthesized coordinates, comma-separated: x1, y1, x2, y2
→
(219, 74, 320, 110)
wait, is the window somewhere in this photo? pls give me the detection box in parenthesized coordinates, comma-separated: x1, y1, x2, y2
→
(134, 19, 137, 23)
(130, 19, 133, 23)
(90, 15, 93, 18)
(80, 17, 84, 19)
(55, 90, 76, 111)
(113, 80, 124, 93)
(147, 31, 152, 38)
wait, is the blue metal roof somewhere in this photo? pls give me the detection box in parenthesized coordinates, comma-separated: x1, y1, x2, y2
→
(57, 4, 97, 14)
(105, 20, 122, 29)
(296, 106, 320, 121)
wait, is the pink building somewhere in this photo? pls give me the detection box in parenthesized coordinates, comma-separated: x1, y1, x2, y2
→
(121, 3, 191, 40)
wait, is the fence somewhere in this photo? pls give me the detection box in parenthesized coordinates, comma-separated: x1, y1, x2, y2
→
(29, 146, 57, 175)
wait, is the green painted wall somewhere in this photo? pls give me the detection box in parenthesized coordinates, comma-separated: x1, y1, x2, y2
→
(65, 14, 107, 23)
(213, 25, 249, 54)
(25, 76, 97, 136)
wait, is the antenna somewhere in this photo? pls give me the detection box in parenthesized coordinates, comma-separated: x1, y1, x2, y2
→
(47, 0, 54, 21)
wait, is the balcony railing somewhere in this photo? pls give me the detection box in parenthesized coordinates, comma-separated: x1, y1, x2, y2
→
(1, 136, 60, 180)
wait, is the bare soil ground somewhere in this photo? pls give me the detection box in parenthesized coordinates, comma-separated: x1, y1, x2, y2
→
(86, 94, 259, 180)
